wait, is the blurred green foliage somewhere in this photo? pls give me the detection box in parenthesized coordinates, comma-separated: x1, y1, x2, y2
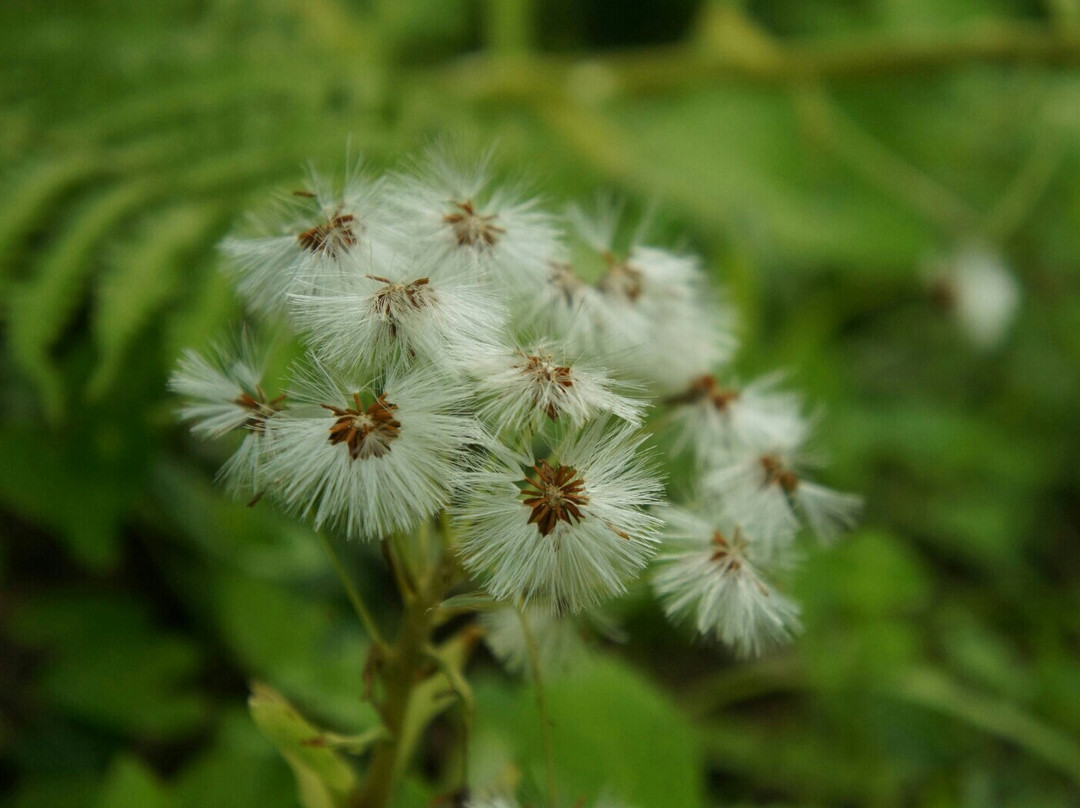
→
(3, 0, 1080, 806)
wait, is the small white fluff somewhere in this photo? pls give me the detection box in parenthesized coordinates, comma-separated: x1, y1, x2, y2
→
(665, 372, 806, 463)
(705, 434, 861, 546)
(288, 248, 506, 375)
(593, 245, 734, 396)
(481, 603, 590, 679)
(264, 357, 482, 541)
(456, 419, 664, 614)
(384, 143, 562, 295)
(465, 798, 521, 808)
(168, 334, 284, 499)
(169, 337, 271, 438)
(472, 339, 644, 439)
(929, 242, 1021, 350)
(563, 204, 735, 394)
(652, 503, 800, 657)
(220, 166, 392, 315)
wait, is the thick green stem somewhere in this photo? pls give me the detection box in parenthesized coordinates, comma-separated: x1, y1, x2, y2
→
(357, 550, 456, 807)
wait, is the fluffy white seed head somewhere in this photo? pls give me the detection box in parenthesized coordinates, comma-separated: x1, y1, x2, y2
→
(929, 242, 1021, 350)
(592, 245, 735, 395)
(168, 334, 284, 499)
(220, 166, 392, 315)
(456, 419, 664, 614)
(169, 338, 271, 438)
(481, 604, 590, 679)
(665, 372, 806, 464)
(653, 503, 800, 657)
(472, 339, 644, 439)
(264, 357, 482, 541)
(384, 144, 562, 295)
(288, 248, 506, 375)
(705, 436, 861, 545)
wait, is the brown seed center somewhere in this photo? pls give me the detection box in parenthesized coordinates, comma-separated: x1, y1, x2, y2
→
(234, 385, 286, 433)
(521, 460, 589, 536)
(547, 261, 586, 305)
(598, 251, 644, 301)
(297, 210, 358, 258)
(516, 352, 575, 420)
(368, 276, 435, 327)
(666, 375, 740, 410)
(322, 392, 401, 460)
(710, 527, 744, 566)
(761, 454, 799, 493)
(443, 199, 506, 249)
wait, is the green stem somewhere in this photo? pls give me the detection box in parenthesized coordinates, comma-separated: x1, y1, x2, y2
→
(357, 551, 456, 807)
(793, 85, 981, 234)
(985, 127, 1066, 242)
(433, 23, 1080, 101)
(517, 606, 558, 808)
(317, 531, 387, 649)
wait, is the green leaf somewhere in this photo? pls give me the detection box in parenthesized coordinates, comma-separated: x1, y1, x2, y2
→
(0, 154, 98, 285)
(6, 592, 208, 739)
(96, 757, 173, 808)
(0, 425, 133, 570)
(434, 591, 500, 615)
(472, 655, 705, 807)
(172, 709, 296, 808)
(208, 571, 377, 729)
(88, 202, 224, 397)
(5, 181, 154, 418)
(248, 683, 360, 808)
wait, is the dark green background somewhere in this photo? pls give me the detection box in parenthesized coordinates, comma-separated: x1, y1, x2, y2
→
(3, 1, 1080, 805)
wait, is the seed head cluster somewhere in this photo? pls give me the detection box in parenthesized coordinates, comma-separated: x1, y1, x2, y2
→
(171, 144, 859, 657)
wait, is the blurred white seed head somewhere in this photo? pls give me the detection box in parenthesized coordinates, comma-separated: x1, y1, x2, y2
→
(928, 242, 1020, 350)
(481, 604, 591, 679)
(288, 248, 506, 375)
(665, 372, 805, 463)
(220, 165, 392, 315)
(705, 433, 861, 546)
(653, 502, 800, 657)
(472, 339, 644, 439)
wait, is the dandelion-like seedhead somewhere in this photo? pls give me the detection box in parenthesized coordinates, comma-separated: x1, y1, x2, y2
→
(263, 359, 482, 541)
(653, 503, 801, 657)
(172, 147, 859, 656)
(456, 419, 664, 614)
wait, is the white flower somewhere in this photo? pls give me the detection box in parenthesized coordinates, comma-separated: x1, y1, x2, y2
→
(456, 419, 664, 614)
(481, 604, 590, 678)
(288, 248, 505, 374)
(219, 166, 391, 315)
(653, 504, 800, 657)
(705, 436, 861, 545)
(929, 242, 1020, 350)
(515, 255, 612, 348)
(263, 358, 481, 541)
(561, 203, 734, 393)
(465, 797, 519, 808)
(592, 245, 734, 395)
(384, 144, 561, 294)
(168, 334, 284, 499)
(473, 339, 644, 439)
(664, 372, 805, 462)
